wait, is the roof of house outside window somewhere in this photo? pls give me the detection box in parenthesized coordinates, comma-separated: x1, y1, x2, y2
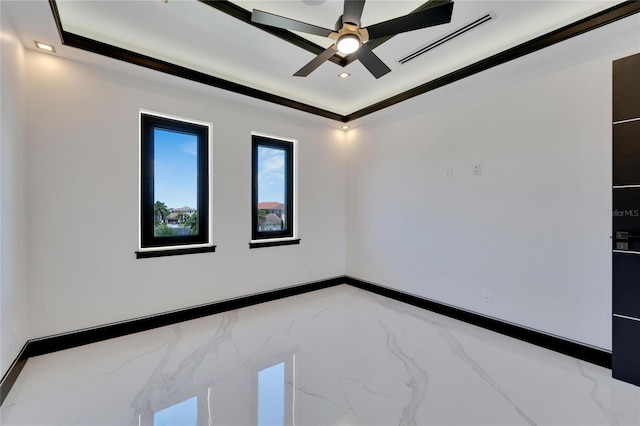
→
(172, 206, 195, 212)
(258, 202, 284, 210)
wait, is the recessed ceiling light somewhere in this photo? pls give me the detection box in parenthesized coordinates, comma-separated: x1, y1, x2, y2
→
(338, 72, 351, 79)
(340, 125, 350, 130)
(34, 41, 55, 53)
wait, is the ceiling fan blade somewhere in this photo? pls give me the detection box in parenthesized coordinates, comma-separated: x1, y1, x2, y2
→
(343, 0, 366, 27)
(294, 46, 337, 77)
(354, 44, 391, 79)
(251, 9, 334, 37)
(365, 2, 454, 40)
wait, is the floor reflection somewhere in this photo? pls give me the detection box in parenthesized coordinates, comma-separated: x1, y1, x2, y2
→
(154, 396, 197, 426)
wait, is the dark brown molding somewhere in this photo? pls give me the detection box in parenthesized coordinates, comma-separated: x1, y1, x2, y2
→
(64, 32, 345, 122)
(48, 0, 640, 123)
(345, 0, 640, 121)
(48, 0, 64, 43)
(48, 1, 343, 122)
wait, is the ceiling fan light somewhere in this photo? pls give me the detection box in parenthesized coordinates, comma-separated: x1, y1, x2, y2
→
(336, 34, 360, 54)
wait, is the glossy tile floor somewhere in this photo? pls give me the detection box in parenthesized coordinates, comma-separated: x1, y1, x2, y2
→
(2, 285, 640, 425)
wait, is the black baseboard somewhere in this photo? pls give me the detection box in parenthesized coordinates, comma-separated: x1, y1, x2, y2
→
(0, 343, 28, 407)
(24, 276, 345, 359)
(0, 275, 612, 407)
(0, 276, 345, 406)
(344, 276, 612, 368)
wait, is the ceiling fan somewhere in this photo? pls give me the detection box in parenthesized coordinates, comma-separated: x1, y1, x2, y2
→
(251, 0, 455, 79)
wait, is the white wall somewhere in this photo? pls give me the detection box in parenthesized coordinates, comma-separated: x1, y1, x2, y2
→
(1, 4, 28, 375)
(346, 15, 640, 351)
(25, 52, 348, 338)
(14, 6, 640, 351)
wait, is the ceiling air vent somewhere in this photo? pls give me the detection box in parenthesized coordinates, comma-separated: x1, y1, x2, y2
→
(398, 12, 496, 65)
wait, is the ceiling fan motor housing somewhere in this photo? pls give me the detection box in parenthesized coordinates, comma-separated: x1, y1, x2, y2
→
(336, 14, 361, 29)
(329, 23, 370, 52)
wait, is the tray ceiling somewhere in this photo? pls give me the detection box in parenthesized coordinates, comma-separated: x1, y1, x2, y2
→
(7, 0, 639, 120)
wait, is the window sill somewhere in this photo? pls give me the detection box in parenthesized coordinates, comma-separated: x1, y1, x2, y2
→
(136, 245, 216, 259)
(249, 239, 301, 249)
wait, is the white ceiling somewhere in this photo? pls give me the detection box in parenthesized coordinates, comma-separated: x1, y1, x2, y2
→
(4, 0, 628, 116)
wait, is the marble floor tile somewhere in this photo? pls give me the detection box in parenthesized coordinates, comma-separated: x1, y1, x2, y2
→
(1, 285, 639, 425)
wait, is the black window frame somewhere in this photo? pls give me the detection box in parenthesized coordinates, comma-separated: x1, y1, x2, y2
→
(139, 112, 211, 251)
(251, 134, 296, 243)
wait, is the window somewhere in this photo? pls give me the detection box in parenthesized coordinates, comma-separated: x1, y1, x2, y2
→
(251, 134, 299, 247)
(138, 112, 213, 257)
